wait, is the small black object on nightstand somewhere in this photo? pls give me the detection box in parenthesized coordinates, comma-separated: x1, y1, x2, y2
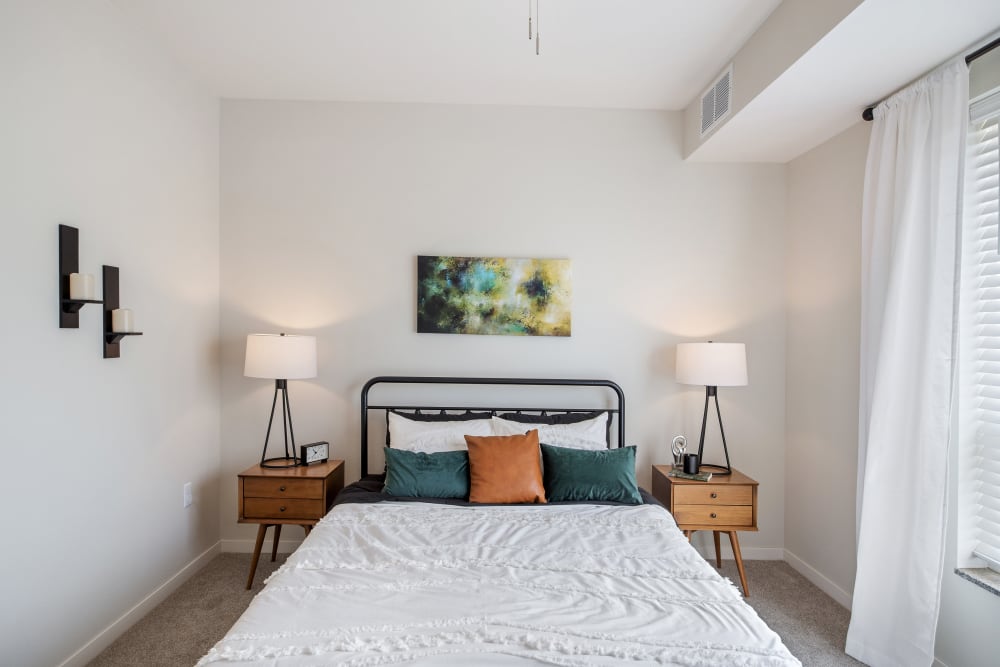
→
(300, 441, 329, 466)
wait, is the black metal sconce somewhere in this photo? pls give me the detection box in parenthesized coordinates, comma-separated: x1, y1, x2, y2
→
(103, 265, 143, 359)
(59, 224, 102, 328)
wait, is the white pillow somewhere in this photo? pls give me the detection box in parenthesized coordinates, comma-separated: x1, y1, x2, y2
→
(388, 412, 493, 453)
(490, 413, 609, 451)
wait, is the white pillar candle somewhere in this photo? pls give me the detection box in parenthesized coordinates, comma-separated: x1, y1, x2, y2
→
(69, 273, 95, 300)
(111, 308, 134, 333)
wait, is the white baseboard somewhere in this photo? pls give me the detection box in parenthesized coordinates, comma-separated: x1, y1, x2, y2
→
(783, 548, 853, 609)
(221, 538, 304, 554)
(58, 541, 221, 667)
(691, 543, 785, 560)
(686, 531, 783, 561)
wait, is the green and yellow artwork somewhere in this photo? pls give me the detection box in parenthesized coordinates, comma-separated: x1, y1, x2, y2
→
(417, 256, 572, 336)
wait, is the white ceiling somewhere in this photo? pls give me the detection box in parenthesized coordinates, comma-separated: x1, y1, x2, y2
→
(117, 0, 1000, 162)
(691, 0, 1000, 162)
(117, 0, 782, 110)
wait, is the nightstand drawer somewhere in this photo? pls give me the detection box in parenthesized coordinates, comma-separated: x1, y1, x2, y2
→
(244, 477, 323, 499)
(672, 504, 753, 527)
(674, 485, 752, 506)
(243, 497, 326, 520)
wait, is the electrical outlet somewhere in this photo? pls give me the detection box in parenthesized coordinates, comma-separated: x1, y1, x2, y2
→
(183, 482, 193, 508)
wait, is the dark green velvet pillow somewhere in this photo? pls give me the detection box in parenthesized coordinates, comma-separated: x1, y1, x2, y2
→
(540, 444, 642, 504)
(382, 447, 469, 499)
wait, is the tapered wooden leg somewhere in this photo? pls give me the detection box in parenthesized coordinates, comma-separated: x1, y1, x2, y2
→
(270, 524, 282, 562)
(728, 531, 749, 597)
(683, 530, 692, 540)
(713, 531, 722, 568)
(247, 524, 268, 590)
(304, 524, 312, 536)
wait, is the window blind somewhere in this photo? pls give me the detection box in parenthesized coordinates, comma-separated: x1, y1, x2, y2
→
(963, 90, 1000, 571)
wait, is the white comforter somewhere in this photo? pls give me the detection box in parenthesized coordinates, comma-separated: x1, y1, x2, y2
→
(199, 502, 800, 666)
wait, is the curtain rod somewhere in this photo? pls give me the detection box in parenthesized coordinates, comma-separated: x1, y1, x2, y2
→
(862, 35, 1000, 121)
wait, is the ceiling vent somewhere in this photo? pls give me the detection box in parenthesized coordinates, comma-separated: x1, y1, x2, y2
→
(700, 64, 733, 136)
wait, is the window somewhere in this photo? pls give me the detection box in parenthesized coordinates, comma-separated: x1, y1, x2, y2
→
(960, 86, 1000, 573)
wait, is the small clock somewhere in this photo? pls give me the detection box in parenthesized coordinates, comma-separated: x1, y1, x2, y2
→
(299, 441, 329, 466)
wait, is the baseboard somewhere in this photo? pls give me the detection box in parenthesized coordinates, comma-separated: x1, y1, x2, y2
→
(783, 548, 853, 609)
(686, 531, 784, 561)
(58, 541, 221, 667)
(221, 538, 304, 554)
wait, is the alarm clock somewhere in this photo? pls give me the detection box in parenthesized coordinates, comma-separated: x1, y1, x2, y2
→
(299, 441, 329, 466)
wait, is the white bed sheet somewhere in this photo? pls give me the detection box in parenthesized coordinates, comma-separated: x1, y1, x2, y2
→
(199, 502, 800, 666)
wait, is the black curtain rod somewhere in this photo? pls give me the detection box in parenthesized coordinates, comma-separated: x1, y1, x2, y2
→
(862, 35, 1000, 121)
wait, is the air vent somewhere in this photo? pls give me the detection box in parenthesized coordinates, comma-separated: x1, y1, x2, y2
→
(700, 65, 733, 136)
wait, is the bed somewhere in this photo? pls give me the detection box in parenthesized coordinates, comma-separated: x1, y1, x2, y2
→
(200, 376, 799, 666)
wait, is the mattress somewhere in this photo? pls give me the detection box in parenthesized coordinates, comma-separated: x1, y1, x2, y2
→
(199, 496, 799, 666)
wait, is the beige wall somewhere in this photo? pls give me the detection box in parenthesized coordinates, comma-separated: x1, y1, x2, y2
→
(219, 100, 788, 559)
(0, 2, 221, 665)
(784, 121, 870, 605)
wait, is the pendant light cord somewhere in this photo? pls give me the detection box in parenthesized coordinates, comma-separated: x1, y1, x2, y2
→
(535, 0, 540, 55)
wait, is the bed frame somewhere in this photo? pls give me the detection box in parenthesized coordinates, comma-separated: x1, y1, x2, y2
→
(360, 376, 625, 476)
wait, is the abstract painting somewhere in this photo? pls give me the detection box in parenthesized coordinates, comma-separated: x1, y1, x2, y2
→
(417, 256, 572, 336)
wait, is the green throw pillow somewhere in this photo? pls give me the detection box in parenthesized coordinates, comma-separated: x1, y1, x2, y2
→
(540, 444, 642, 504)
(383, 447, 469, 499)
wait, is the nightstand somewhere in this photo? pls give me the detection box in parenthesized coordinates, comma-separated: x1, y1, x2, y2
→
(238, 459, 345, 589)
(651, 465, 758, 597)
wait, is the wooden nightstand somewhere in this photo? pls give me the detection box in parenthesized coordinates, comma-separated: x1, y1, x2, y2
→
(238, 459, 345, 589)
(651, 465, 758, 597)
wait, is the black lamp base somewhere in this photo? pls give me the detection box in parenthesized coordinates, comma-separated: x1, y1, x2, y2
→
(697, 464, 732, 475)
(260, 456, 300, 469)
(695, 385, 733, 475)
(260, 379, 303, 468)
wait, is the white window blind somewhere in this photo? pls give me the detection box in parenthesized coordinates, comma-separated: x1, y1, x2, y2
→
(962, 89, 1000, 571)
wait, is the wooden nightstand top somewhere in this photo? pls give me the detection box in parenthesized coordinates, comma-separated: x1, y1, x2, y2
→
(239, 459, 344, 479)
(652, 465, 757, 487)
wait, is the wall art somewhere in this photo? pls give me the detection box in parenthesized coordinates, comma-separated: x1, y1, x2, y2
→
(417, 255, 571, 336)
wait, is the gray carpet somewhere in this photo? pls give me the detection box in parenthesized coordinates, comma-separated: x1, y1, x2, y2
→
(88, 555, 861, 666)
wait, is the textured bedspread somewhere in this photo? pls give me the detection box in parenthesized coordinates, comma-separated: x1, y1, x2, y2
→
(199, 502, 800, 666)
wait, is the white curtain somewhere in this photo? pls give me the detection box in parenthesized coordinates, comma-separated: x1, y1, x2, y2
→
(848, 59, 968, 666)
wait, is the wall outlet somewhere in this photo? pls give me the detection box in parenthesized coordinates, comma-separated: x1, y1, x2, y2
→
(183, 482, 193, 508)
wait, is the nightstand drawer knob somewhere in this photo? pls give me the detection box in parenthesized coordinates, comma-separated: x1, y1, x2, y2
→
(279, 485, 286, 492)
(710, 512, 717, 519)
(711, 492, 718, 499)
(279, 506, 286, 512)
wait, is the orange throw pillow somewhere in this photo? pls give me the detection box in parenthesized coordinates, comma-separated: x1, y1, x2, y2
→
(465, 430, 547, 504)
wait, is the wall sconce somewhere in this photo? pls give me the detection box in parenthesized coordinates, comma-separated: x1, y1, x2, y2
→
(103, 265, 143, 358)
(59, 224, 102, 328)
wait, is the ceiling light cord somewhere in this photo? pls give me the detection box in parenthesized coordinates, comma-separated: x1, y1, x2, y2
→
(528, 0, 532, 39)
(535, 0, 540, 55)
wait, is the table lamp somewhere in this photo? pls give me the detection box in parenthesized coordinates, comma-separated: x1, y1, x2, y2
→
(244, 333, 317, 468)
(675, 341, 748, 475)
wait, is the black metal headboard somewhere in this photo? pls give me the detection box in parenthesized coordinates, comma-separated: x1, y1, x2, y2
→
(360, 376, 625, 477)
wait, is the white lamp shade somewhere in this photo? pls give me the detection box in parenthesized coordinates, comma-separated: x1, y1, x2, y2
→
(244, 334, 317, 380)
(676, 342, 748, 387)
